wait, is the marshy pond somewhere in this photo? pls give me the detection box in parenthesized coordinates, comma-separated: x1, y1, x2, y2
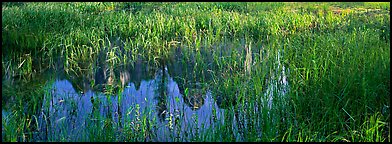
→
(3, 2, 389, 142)
(2, 43, 289, 141)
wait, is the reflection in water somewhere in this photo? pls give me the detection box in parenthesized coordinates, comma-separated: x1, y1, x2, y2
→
(62, 57, 156, 95)
(2, 43, 290, 141)
(167, 46, 209, 111)
(37, 65, 225, 141)
(60, 39, 157, 94)
(155, 63, 168, 122)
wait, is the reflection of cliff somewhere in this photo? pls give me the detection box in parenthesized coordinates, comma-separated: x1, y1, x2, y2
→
(61, 37, 158, 94)
(63, 53, 157, 94)
(62, 45, 216, 112)
(166, 47, 209, 111)
(130, 57, 157, 90)
(168, 46, 235, 110)
(154, 59, 167, 122)
(182, 86, 206, 111)
(38, 70, 223, 141)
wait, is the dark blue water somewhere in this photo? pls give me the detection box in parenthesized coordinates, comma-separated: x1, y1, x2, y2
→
(2, 49, 289, 142)
(34, 67, 225, 141)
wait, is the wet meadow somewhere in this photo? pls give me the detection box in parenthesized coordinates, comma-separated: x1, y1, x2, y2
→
(2, 2, 390, 142)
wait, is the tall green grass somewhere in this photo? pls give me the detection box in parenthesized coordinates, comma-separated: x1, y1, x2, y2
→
(2, 2, 390, 142)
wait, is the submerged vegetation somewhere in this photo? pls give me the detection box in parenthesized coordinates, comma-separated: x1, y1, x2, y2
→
(2, 2, 390, 142)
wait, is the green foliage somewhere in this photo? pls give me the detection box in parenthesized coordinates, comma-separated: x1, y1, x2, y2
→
(2, 2, 390, 142)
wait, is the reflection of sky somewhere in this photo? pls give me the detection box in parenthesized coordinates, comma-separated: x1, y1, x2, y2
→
(32, 60, 289, 142)
(38, 69, 225, 141)
(4, 54, 289, 141)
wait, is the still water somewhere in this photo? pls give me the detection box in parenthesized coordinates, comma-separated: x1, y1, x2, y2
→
(2, 48, 289, 141)
(36, 66, 225, 141)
